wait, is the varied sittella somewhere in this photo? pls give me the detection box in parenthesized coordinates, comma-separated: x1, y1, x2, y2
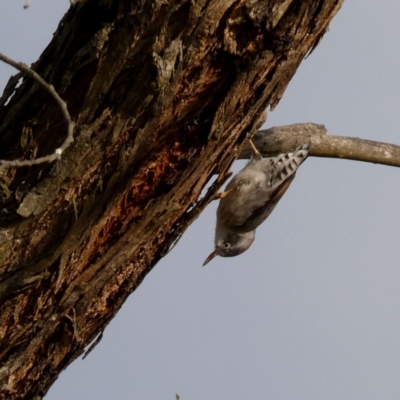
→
(203, 139, 311, 266)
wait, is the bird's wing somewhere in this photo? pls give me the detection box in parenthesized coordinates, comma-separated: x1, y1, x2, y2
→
(236, 142, 310, 229)
(218, 143, 310, 232)
(233, 173, 296, 232)
(269, 171, 296, 203)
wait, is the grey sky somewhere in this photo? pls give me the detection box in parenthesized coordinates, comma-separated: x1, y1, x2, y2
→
(1, 1, 400, 399)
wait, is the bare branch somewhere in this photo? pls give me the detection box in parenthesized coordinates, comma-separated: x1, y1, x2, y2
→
(82, 331, 104, 360)
(0, 72, 22, 108)
(0, 53, 75, 168)
(240, 123, 400, 168)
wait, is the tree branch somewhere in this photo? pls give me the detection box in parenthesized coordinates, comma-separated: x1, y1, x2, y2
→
(0, 53, 75, 168)
(239, 123, 400, 168)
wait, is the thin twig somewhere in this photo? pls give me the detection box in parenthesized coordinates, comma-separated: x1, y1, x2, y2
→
(240, 123, 400, 168)
(0, 52, 75, 168)
(82, 330, 104, 360)
(0, 72, 23, 108)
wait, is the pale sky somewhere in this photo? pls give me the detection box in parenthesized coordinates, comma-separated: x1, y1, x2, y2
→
(1, 1, 400, 399)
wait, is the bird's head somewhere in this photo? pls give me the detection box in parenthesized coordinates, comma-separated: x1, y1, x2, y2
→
(203, 230, 255, 266)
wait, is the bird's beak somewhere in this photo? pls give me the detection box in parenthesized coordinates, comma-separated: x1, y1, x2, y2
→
(202, 249, 219, 266)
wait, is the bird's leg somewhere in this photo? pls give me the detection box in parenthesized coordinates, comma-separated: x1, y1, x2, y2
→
(214, 186, 236, 200)
(212, 171, 234, 200)
(248, 138, 262, 161)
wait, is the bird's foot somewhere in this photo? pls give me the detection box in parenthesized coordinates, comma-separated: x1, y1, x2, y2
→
(214, 186, 236, 200)
(247, 138, 262, 161)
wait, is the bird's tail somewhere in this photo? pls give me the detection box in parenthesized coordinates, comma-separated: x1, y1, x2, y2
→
(271, 142, 311, 184)
(287, 142, 311, 166)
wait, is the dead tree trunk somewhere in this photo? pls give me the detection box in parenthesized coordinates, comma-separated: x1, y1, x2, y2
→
(0, 0, 343, 398)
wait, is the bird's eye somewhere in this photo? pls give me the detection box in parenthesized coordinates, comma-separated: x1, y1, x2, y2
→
(223, 242, 231, 249)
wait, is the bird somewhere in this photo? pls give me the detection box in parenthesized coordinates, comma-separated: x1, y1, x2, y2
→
(203, 139, 311, 266)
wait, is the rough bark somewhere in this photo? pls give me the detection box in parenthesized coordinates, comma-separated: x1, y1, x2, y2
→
(0, 0, 343, 398)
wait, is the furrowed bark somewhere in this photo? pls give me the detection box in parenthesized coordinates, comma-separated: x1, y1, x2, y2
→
(0, 0, 343, 397)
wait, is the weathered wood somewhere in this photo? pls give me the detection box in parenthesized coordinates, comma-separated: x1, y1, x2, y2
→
(240, 124, 400, 168)
(0, 0, 343, 397)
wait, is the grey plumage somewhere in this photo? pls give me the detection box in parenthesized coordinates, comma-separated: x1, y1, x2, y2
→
(203, 141, 311, 266)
